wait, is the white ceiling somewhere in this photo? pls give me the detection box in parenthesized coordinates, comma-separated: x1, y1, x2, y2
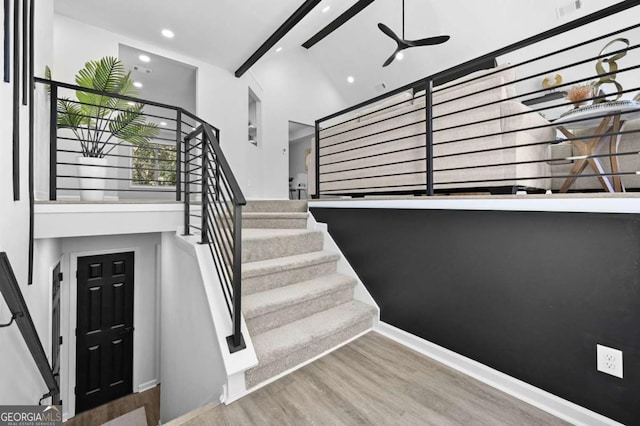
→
(54, 0, 624, 106)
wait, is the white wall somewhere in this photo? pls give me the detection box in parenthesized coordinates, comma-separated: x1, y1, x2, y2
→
(50, 15, 347, 200)
(0, 0, 56, 406)
(251, 48, 348, 198)
(159, 232, 226, 423)
(57, 233, 161, 420)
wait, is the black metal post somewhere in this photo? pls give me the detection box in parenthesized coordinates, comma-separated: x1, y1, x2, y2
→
(27, 0, 33, 284)
(183, 137, 191, 236)
(3, 0, 9, 83)
(12, 0, 20, 201)
(49, 84, 57, 200)
(313, 120, 320, 198)
(214, 128, 220, 201)
(175, 110, 182, 202)
(20, 0, 26, 105)
(425, 78, 434, 196)
(226, 201, 245, 353)
(200, 131, 209, 244)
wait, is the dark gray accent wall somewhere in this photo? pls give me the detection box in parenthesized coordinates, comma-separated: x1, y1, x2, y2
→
(311, 207, 640, 425)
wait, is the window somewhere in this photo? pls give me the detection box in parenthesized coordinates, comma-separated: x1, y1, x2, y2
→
(132, 141, 176, 187)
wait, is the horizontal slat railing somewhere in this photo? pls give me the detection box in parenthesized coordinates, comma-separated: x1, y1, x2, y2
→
(184, 124, 246, 353)
(314, 1, 640, 197)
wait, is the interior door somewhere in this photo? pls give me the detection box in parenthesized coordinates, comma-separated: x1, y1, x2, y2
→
(76, 252, 134, 413)
(51, 263, 61, 405)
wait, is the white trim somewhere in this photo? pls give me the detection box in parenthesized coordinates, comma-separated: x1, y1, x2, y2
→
(225, 327, 372, 404)
(35, 202, 182, 214)
(137, 379, 159, 393)
(307, 213, 380, 319)
(66, 247, 142, 420)
(375, 322, 623, 426)
(309, 197, 640, 214)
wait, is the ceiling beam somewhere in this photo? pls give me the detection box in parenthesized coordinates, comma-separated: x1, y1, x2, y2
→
(234, 0, 322, 78)
(302, 0, 375, 49)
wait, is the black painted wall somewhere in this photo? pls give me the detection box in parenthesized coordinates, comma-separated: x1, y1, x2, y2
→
(311, 207, 640, 425)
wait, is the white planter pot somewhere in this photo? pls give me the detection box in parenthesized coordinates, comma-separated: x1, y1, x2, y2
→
(77, 156, 108, 201)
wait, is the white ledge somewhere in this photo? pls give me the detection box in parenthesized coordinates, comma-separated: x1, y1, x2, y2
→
(34, 202, 184, 239)
(309, 195, 640, 214)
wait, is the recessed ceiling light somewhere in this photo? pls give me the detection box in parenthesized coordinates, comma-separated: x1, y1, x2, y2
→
(133, 81, 143, 88)
(160, 121, 167, 126)
(161, 29, 175, 39)
(275, 46, 283, 53)
(138, 54, 151, 63)
(322, 5, 331, 13)
(395, 52, 404, 61)
(347, 75, 355, 84)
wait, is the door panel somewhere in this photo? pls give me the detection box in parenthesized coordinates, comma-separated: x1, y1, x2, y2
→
(76, 252, 134, 413)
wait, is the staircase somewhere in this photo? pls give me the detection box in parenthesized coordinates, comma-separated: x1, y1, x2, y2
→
(240, 200, 376, 389)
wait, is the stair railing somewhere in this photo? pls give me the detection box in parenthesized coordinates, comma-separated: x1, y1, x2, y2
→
(0, 252, 60, 404)
(184, 124, 247, 353)
(34, 77, 247, 353)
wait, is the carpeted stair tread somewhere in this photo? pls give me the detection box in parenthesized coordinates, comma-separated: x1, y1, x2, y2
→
(250, 301, 376, 366)
(242, 229, 324, 263)
(244, 200, 307, 213)
(243, 273, 356, 319)
(243, 212, 308, 219)
(242, 228, 317, 241)
(242, 251, 340, 279)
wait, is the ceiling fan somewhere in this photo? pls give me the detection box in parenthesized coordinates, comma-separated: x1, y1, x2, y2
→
(378, 0, 450, 67)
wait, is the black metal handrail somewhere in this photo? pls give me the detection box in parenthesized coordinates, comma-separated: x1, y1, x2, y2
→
(33, 78, 247, 353)
(184, 124, 246, 353)
(0, 252, 60, 404)
(34, 77, 219, 202)
(314, 1, 640, 198)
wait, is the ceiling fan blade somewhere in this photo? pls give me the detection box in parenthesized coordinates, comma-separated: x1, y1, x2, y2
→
(378, 23, 403, 45)
(408, 35, 451, 47)
(382, 47, 404, 67)
(382, 51, 398, 67)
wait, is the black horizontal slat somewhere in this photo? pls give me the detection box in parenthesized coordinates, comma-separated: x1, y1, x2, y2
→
(433, 64, 640, 121)
(319, 119, 425, 150)
(320, 133, 427, 160)
(320, 144, 425, 167)
(320, 157, 427, 176)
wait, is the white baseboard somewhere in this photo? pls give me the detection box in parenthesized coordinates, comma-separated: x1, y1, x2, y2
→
(376, 322, 622, 426)
(137, 379, 159, 393)
(225, 327, 372, 404)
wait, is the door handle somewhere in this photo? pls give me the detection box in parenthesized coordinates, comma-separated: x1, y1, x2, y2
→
(117, 326, 134, 336)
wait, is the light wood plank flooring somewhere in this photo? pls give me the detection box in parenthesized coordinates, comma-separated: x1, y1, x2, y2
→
(171, 332, 567, 425)
(64, 385, 159, 426)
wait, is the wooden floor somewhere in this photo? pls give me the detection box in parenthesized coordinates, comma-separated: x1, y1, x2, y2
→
(64, 385, 160, 426)
(173, 332, 567, 425)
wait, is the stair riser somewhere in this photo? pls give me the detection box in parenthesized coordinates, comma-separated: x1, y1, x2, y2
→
(243, 217, 307, 229)
(246, 287, 354, 335)
(244, 200, 307, 213)
(243, 261, 337, 295)
(242, 232, 323, 263)
(245, 318, 372, 389)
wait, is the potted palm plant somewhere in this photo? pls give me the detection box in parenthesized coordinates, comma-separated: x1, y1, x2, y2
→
(54, 56, 158, 201)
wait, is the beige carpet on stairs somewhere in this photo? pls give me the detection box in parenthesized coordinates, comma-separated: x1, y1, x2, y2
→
(241, 200, 376, 389)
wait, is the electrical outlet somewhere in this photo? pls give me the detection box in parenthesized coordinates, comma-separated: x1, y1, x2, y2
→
(597, 344, 623, 379)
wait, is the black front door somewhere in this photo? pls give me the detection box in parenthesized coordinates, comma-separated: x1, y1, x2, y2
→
(76, 252, 134, 413)
(51, 263, 61, 405)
